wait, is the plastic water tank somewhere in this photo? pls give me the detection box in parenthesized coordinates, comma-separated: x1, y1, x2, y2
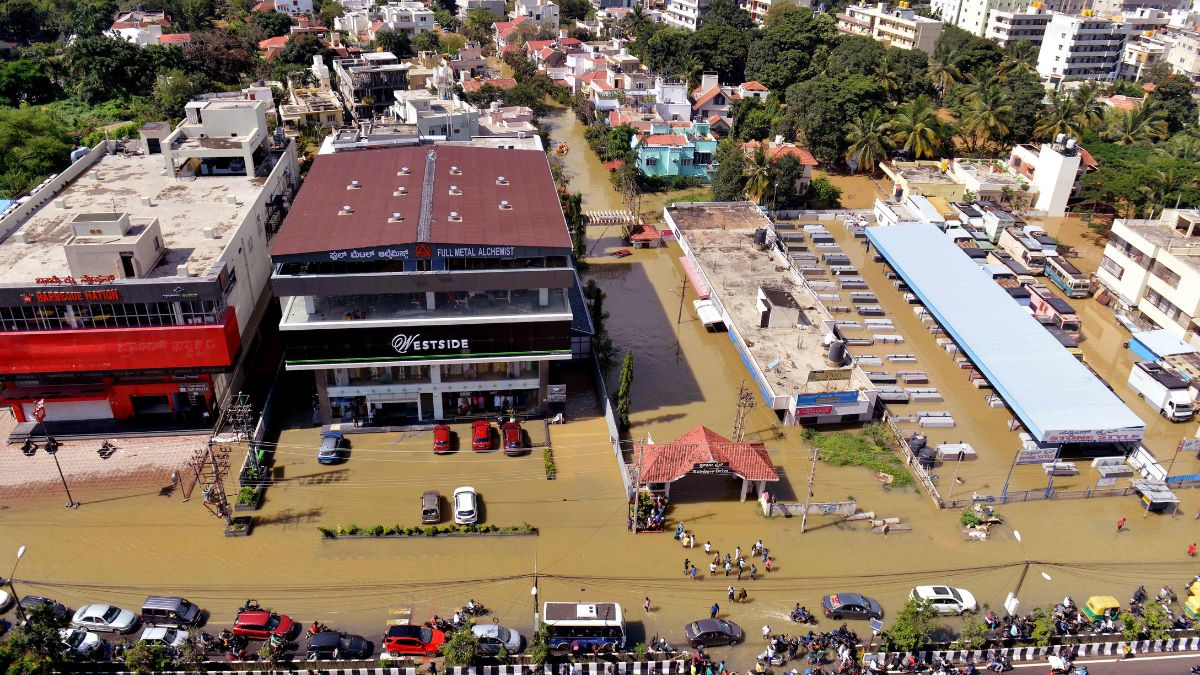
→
(826, 340, 846, 364)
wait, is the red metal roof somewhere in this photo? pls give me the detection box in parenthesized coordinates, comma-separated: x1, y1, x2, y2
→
(270, 146, 572, 257)
(633, 426, 779, 483)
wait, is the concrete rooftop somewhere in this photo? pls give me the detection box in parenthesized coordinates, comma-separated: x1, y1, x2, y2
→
(0, 152, 271, 280)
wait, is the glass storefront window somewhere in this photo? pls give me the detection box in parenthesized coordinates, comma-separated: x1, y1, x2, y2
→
(325, 366, 431, 386)
(440, 361, 536, 382)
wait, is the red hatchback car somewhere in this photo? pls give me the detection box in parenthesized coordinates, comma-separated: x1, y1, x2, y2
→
(232, 610, 296, 641)
(471, 420, 492, 451)
(502, 421, 524, 456)
(384, 624, 445, 656)
(433, 425, 453, 454)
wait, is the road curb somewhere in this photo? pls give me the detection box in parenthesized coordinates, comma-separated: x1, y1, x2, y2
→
(867, 636, 1200, 663)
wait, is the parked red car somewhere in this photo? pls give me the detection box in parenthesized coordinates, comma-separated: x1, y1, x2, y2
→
(232, 610, 297, 641)
(502, 421, 524, 456)
(383, 624, 445, 656)
(471, 420, 492, 451)
(433, 425, 453, 454)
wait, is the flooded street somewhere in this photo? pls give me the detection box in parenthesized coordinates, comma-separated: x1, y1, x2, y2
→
(2, 143, 1200, 668)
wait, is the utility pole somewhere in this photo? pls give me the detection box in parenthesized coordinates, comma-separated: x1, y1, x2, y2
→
(190, 442, 233, 527)
(676, 275, 687, 325)
(227, 392, 257, 472)
(800, 448, 818, 533)
(731, 381, 756, 443)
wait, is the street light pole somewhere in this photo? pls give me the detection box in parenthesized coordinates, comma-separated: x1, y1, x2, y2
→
(7, 546, 26, 625)
(44, 440, 78, 509)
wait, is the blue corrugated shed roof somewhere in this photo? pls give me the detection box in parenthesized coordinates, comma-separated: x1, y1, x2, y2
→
(1131, 329, 1195, 359)
(866, 222, 1144, 444)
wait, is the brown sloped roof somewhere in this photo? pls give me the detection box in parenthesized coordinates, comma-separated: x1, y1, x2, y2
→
(633, 426, 779, 483)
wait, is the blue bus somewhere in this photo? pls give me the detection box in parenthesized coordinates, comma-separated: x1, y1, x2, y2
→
(543, 602, 626, 652)
(1044, 256, 1092, 298)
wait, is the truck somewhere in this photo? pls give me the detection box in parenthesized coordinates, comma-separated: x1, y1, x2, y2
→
(1128, 361, 1195, 422)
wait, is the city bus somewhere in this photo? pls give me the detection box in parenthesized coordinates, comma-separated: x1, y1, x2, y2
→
(1044, 256, 1092, 299)
(1025, 283, 1081, 341)
(543, 602, 626, 652)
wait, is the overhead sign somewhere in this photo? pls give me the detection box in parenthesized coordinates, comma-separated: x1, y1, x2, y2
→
(325, 245, 521, 263)
(796, 391, 859, 406)
(808, 369, 852, 383)
(692, 461, 732, 475)
(547, 384, 567, 403)
(1016, 447, 1059, 465)
(1042, 429, 1144, 444)
(795, 405, 834, 416)
(35, 275, 116, 285)
(23, 288, 120, 303)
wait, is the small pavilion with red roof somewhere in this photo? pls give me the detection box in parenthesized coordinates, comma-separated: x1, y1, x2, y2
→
(632, 426, 779, 501)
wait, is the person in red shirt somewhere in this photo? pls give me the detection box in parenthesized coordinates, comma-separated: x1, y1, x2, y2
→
(1189, 543, 1197, 558)
(1117, 517, 1126, 532)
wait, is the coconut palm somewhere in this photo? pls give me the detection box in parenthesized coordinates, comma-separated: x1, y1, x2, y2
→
(876, 51, 902, 102)
(1160, 132, 1200, 162)
(889, 96, 946, 160)
(743, 147, 772, 205)
(845, 109, 895, 175)
(1072, 82, 1105, 130)
(1140, 167, 1198, 217)
(959, 85, 1013, 152)
(957, 69, 1000, 107)
(998, 40, 1038, 80)
(1034, 93, 1088, 140)
(927, 57, 962, 102)
(1102, 103, 1169, 146)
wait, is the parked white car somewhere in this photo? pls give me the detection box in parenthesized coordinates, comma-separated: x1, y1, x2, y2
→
(453, 486, 478, 524)
(140, 626, 190, 648)
(0, 590, 12, 613)
(472, 623, 523, 655)
(71, 603, 138, 633)
(60, 628, 102, 655)
(910, 586, 977, 615)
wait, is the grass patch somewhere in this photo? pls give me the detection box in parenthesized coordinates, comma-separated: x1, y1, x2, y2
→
(813, 423, 913, 487)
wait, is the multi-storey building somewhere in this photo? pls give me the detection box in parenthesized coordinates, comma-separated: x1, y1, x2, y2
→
(664, 0, 710, 30)
(985, 4, 1052, 45)
(1121, 33, 1171, 79)
(269, 145, 590, 424)
(1167, 29, 1200, 84)
(512, 0, 560, 28)
(390, 90, 479, 140)
(835, 3, 944, 53)
(1090, 0, 1188, 18)
(458, 0, 507, 18)
(632, 122, 718, 180)
(738, 0, 813, 23)
(333, 52, 411, 120)
(935, 0, 1081, 35)
(1036, 11, 1128, 80)
(1095, 210, 1200, 344)
(0, 102, 297, 427)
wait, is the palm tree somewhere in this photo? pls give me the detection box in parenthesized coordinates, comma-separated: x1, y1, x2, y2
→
(890, 96, 946, 160)
(999, 40, 1038, 80)
(877, 51, 902, 102)
(1102, 103, 1169, 146)
(1161, 132, 1200, 163)
(1140, 167, 1198, 218)
(1072, 82, 1105, 130)
(620, 3, 646, 36)
(927, 57, 962, 102)
(960, 85, 1013, 153)
(743, 147, 772, 205)
(957, 69, 1000, 107)
(1035, 93, 1087, 140)
(845, 109, 895, 175)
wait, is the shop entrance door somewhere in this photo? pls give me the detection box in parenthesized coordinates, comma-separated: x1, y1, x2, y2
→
(131, 394, 172, 416)
(370, 397, 420, 425)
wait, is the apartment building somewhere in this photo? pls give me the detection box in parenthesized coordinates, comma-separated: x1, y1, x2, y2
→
(1036, 11, 1128, 80)
(1090, 0, 1188, 17)
(269, 144, 589, 424)
(1121, 33, 1171, 79)
(1167, 29, 1200, 84)
(935, 0, 1081, 35)
(390, 90, 479, 140)
(664, 0, 710, 30)
(738, 0, 813, 23)
(835, 3, 944, 53)
(333, 52, 411, 120)
(458, 0, 506, 18)
(336, 1, 434, 36)
(985, 4, 1052, 45)
(1095, 210, 1200, 344)
(0, 102, 297, 427)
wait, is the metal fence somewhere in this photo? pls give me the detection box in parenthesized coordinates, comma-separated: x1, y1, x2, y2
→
(591, 356, 632, 500)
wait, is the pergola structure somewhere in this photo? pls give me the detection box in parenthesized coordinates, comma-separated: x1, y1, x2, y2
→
(633, 426, 779, 502)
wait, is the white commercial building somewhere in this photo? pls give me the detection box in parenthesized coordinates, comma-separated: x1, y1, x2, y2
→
(934, 0, 1082, 35)
(1096, 210, 1200, 344)
(835, 2, 944, 53)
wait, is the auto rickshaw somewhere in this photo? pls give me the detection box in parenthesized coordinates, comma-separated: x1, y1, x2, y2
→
(1081, 595, 1120, 622)
(1184, 595, 1200, 621)
(1188, 577, 1200, 598)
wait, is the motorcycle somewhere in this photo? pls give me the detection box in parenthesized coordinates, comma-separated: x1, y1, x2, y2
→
(649, 635, 679, 654)
(790, 608, 819, 625)
(461, 601, 490, 617)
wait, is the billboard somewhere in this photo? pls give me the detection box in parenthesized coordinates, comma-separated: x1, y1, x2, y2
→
(796, 391, 859, 406)
(808, 369, 852, 383)
(795, 405, 834, 416)
(1015, 447, 1059, 465)
(1041, 428, 1144, 444)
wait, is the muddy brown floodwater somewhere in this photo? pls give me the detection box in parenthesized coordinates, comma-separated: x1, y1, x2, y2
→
(3, 147, 1200, 668)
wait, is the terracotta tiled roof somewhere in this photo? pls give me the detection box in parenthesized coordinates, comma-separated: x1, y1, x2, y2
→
(158, 32, 191, 43)
(691, 85, 724, 110)
(633, 426, 779, 484)
(252, 0, 275, 10)
(740, 80, 767, 91)
(1079, 147, 1097, 169)
(259, 35, 289, 49)
(602, 159, 624, 171)
(643, 134, 688, 146)
(495, 15, 530, 38)
(461, 78, 517, 92)
(743, 140, 817, 166)
(525, 39, 555, 52)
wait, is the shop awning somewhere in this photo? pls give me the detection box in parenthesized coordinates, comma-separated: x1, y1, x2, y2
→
(679, 256, 709, 300)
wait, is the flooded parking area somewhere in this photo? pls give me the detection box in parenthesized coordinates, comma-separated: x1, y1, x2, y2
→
(4, 121, 1200, 668)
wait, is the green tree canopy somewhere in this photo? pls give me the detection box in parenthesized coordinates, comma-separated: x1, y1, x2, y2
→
(786, 73, 886, 165)
(744, 5, 834, 91)
(251, 9, 295, 36)
(375, 28, 412, 56)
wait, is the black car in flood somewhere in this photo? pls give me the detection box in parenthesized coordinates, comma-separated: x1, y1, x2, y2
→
(683, 619, 744, 648)
(307, 631, 373, 659)
(20, 596, 70, 622)
(820, 593, 883, 620)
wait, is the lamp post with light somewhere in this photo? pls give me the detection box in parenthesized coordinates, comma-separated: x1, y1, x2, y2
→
(7, 546, 26, 624)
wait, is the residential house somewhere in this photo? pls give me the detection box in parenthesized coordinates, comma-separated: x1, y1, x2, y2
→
(742, 138, 818, 192)
(494, 15, 532, 51)
(458, 0, 507, 18)
(477, 102, 539, 136)
(633, 122, 718, 180)
(740, 0, 812, 24)
(691, 74, 769, 127)
(274, 0, 314, 16)
(664, 0, 710, 30)
(333, 52, 411, 119)
(390, 89, 479, 140)
(109, 10, 176, 46)
(512, 0, 560, 29)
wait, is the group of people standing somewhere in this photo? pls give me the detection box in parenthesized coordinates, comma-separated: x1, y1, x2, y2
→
(679, 527, 774, 583)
